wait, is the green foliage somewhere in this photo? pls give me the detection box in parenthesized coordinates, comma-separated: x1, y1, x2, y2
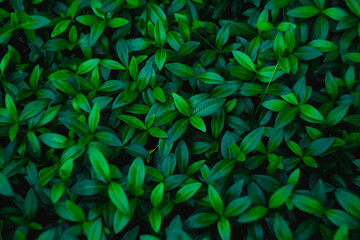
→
(0, 0, 359, 239)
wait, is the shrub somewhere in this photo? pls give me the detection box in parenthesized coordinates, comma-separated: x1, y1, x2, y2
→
(0, 0, 360, 239)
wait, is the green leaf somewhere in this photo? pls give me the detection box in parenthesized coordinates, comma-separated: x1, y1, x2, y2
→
(51, 20, 71, 38)
(19, 100, 48, 122)
(185, 212, 219, 228)
(127, 38, 154, 51)
(193, 98, 226, 117)
(208, 159, 236, 182)
(197, 72, 225, 85)
(292, 195, 324, 215)
(154, 21, 166, 47)
(174, 182, 202, 203)
(66, 0, 79, 19)
(274, 34, 285, 57)
(262, 100, 290, 112)
(155, 48, 167, 71)
(20, 15, 51, 29)
(88, 21, 106, 47)
(345, 0, 360, 17)
(39, 133, 69, 149)
(325, 71, 338, 100)
(294, 47, 322, 60)
(29, 65, 40, 90)
(334, 225, 349, 240)
(232, 50, 256, 72)
(237, 206, 268, 223)
(78, 59, 101, 75)
(54, 200, 85, 222)
(148, 127, 168, 138)
(275, 107, 298, 128)
(114, 209, 131, 234)
(5, 94, 17, 122)
(108, 182, 130, 215)
(335, 190, 360, 218)
(0, 172, 14, 196)
(150, 183, 164, 208)
(325, 105, 349, 127)
(287, 6, 320, 18)
(0, 26, 16, 44)
(299, 104, 324, 123)
(209, 185, 224, 215)
(269, 185, 293, 208)
(149, 208, 162, 233)
(107, 17, 129, 28)
(216, 24, 230, 49)
(88, 146, 111, 182)
(240, 83, 263, 96)
(88, 101, 100, 133)
(346, 52, 360, 63)
(325, 209, 359, 229)
(119, 115, 147, 130)
(308, 39, 338, 52)
(265, 0, 291, 9)
(128, 157, 145, 196)
(217, 217, 231, 240)
(48, 69, 75, 81)
(323, 8, 349, 21)
(189, 115, 206, 132)
(304, 138, 334, 156)
(172, 93, 191, 117)
(178, 41, 200, 56)
(273, 213, 293, 240)
(224, 196, 252, 217)
(51, 182, 65, 204)
(167, 119, 189, 144)
(100, 59, 126, 70)
(239, 127, 265, 155)
(165, 63, 195, 78)
(88, 218, 102, 240)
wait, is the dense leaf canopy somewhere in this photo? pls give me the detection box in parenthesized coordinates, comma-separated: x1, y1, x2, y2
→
(0, 0, 360, 239)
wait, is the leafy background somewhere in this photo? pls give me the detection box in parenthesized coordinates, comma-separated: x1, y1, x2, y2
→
(0, 0, 360, 239)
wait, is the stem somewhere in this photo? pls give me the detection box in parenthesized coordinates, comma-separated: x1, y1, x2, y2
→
(193, 31, 219, 53)
(252, 64, 279, 125)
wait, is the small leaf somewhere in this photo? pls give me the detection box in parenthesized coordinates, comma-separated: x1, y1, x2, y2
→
(175, 182, 202, 203)
(128, 157, 145, 196)
(269, 185, 293, 208)
(239, 127, 265, 155)
(172, 93, 191, 117)
(335, 190, 360, 218)
(273, 213, 293, 240)
(217, 217, 231, 240)
(88, 146, 111, 182)
(209, 185, 224, 215)
(189, 115, 206, 132)
(292, 195, 324, 215)
(208, 159, 236, 182)
(150, 183, 164, 208)
(20, 15, 51, 29)
(197, 72, 225, 85)
(0, 172, 14, 196)
(88, 101, 100, 133)
(165, 63, 195, 78)
(237, 206, 268, 223)
(167, 119, 189, 144)
(287, 6, 320, 18)
(55, 200, 85, 222)
(108, 182, 130, 215)
(119, 115, 147, 130)
(232, 50, 256, 72)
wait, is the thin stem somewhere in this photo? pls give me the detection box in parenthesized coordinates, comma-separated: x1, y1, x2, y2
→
(252, 64, 279, 125)
(193, 31, 219, 53)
